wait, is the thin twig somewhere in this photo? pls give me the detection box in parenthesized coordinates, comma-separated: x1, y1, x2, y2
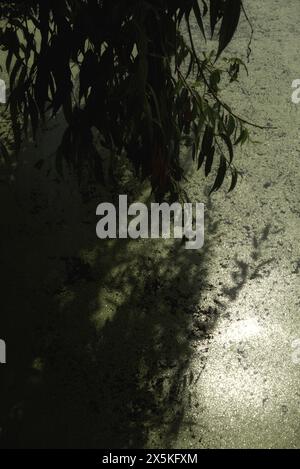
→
(185, 15, 275, 130)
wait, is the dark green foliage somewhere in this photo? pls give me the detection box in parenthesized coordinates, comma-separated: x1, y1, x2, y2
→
(0, 0, 250, 199)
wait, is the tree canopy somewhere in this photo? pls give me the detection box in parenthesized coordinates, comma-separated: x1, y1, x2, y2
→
(0, 0, 252, 199)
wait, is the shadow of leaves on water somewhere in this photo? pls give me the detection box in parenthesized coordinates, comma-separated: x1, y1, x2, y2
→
(222, 224, 276, 302)
(0, 154, 225, 448)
